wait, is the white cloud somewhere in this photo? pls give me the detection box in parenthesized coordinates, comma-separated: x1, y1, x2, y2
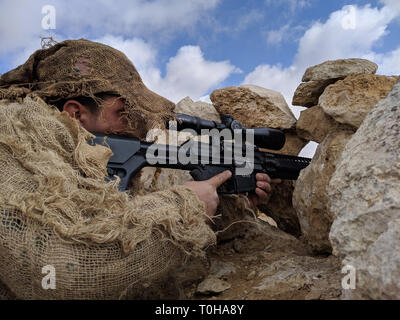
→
(267, 24, 291, 45)
(0, 0, 220, 55)
(0, 0, 47, 53)
(294, 5, 394, 69)
(265, 0, 310, 15)
(244, 4, 400, 157)
(376, 47, 400, 75)
(96, 36, 239, 103)
(244, 4, 399, 112)
(56, 0, 220, 38)
(149, 45, 240, 102)
(235, 9, 264, 32)
(380, 0, 400, 18)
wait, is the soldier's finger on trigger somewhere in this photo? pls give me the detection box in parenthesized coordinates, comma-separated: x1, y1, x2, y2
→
(208, 170, 232, 188)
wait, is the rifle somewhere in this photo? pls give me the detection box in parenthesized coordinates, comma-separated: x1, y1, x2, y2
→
(88, 113, 311, 194)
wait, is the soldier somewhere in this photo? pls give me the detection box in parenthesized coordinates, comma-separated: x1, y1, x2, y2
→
(0, 39, 276, 299)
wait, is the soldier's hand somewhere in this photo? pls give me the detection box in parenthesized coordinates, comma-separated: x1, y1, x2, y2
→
(248, 173, 281, 207)
(183, 170, 232, 219)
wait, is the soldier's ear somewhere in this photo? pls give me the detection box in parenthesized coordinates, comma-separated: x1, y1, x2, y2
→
(62, 100, 93, 125)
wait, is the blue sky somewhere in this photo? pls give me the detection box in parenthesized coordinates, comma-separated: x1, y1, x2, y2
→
(1, 0, 399, 155)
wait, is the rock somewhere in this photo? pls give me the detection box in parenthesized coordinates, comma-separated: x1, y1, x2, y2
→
(293, 127, 355, 253)
(210, 85, 296, 130)
(296, 106, 338, 143)
(328, 80, 400, 299)
(253, 255, 341, 299)
(319, 74, 399, 128)
(196, 276, 231, 295)
(344, 219, 400, 300)
(292, 79, 338, 107)
(218, 85, 309, 238)
(302, 58, 378, 82)
(210, 84, 305, 237)
(209, 260, 236, 279)
(176, 96, 221, 122)
(258, 180, 302, 237)
(203, 215, 342, 300)
(257, 212, 278, 228)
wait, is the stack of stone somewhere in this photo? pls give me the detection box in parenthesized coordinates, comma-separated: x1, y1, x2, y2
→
(291, 58, 398, 254)
(210, 84, 308, 237)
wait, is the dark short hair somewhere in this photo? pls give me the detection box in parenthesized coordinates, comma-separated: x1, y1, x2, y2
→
(53, 93, 113, 114)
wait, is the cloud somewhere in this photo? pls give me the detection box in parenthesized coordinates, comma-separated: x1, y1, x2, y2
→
(294, 5, 394, 69)
(265, 0, 310, 15)
(0, 0, 47, 53)
(55, 0, 220, 38)
(0, 0, 220, 60)
(234, 9, 264, 32)
(267, 24, 291, 45)
(244, 4, 399, 114)
(97, 36, 240, 103)
(378, 47, 400, 75)
(149, 45, 240, 102)
(244, 3, 399, 157)
(379, 0, 400, 18)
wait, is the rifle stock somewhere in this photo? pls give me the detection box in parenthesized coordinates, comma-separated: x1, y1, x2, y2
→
(88, 131, 311, 194)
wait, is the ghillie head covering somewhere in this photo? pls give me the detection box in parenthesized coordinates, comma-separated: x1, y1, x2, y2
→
(0, 38, 176, 139)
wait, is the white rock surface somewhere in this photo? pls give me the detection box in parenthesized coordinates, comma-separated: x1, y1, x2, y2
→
(329, 79, 400, 299)
(302, 58, 378, 82)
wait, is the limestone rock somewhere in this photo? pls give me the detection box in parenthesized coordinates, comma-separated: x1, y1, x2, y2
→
(319, 74, 398, 128)
(293, 127, 355, 253)
(344, 219, 400, 300)
(292, 79, 337, 107)
(296, 106, 338, 143)
(196, 276, 231, 295)
(210, 84, 306, 237)
(209, 85, 306, 239)
(210, 85, 296, 130)
(175, 96, 220, 122)
(328, 80, 400, 299)
(302, 58, 378, 82)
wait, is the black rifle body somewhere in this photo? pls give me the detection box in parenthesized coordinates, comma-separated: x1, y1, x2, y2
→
(88, 133, 311, 194)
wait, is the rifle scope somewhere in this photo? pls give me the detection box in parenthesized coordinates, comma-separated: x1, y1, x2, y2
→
(172, 113, 286, 151)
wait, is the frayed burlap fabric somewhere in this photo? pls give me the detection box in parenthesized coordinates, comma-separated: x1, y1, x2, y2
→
(0, 39, 176, 140)
(0, 97, 215, 299)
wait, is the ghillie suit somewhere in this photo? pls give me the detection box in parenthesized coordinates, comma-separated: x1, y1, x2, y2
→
(0, 39, 216, 299)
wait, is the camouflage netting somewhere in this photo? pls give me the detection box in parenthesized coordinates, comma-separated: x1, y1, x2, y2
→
(0, 96, 216, 299)
(0, 39, 176, 140)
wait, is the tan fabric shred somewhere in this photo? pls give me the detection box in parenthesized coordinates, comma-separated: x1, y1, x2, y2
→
(0, 39, 176, 140)
(0, 97, 216, 299)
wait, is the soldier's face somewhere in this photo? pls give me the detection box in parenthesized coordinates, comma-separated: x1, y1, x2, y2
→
(80, 96, 129, 134)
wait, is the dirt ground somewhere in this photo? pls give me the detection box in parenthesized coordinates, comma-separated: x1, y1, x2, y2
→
(189, 219, 343, 300)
